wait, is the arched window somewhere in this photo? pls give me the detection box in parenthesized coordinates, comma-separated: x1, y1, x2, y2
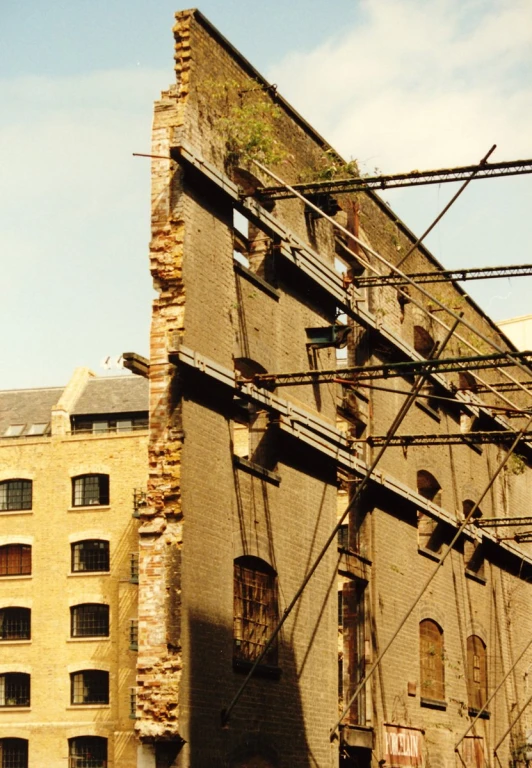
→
(458, 372, 478, 392)
(417, 472, 442, 553)
(0, 608, 31, 640)
(414, 326, 436, 358)
(467, 635, 487, 711)
(71, 604, 109, 638)
(420, 619, 445, 702)
(0, 480, 32, 512)
(70, 670, 109, 705)
(0, 738, 28, 768)
(0, 673, 30, 707)
(234, 556, 278, 666)
(71, 541, 109, 573)
(69, 736, 107, 768)
(0, 545, 31, 577)
(72, 475, 109, 507)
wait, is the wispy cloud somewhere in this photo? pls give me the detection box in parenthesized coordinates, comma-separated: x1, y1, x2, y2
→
(269, 0, 532, 172)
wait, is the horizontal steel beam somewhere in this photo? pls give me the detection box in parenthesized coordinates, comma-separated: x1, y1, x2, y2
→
(476, 517, 532, 528)
(258, 157, 532, 200)
(365, 430, 532, 447)
(357, 264, 532, 288)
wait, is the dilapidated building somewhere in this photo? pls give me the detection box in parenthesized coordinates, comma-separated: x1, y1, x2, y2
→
(136, 10, 532, 768)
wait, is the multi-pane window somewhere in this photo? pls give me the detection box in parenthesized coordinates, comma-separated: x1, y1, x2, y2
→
(0, 545, 31, 577)
(0, 738, 28, 768)
(467, 635, 487, 711)
(420, 619, 445, 702)
(233, 556, 278, 666)
(129, 619, 138, 651)
(71, 541, 109, 573)
(69, 736, 107, 768)
(0, 481, 32, 512)
(70, 671, 109, 705)
(130, 553, 139, 583)
(129, 687, 137, 719)
(71, 604, 109, 638)
(338, 580, 366, 726)
(0, 608, 31, 640)
(0, 673, 30, 707)
(72, 475, 109, 507)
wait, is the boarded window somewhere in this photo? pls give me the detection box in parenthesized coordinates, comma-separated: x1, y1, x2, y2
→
(339, 580, 366, 726)
(467, 635, 487, 711)
(233, 557, 278, 666)
(420, 619, 445, 701)
(0, 545, 31, 577)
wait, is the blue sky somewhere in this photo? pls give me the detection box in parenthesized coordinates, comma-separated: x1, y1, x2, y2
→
(1, 0, 531, 389)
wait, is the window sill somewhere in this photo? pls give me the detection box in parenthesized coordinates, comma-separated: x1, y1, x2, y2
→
(0, 639, 31, 645)
(67, 704, 110, 710)
(468, 707, 490, 720)
(68, 505, 111, 512)
(418, 547, 442, 563)
(68, 571, 110, 578)
(0, 706, 31, 711)
(0, 510, 33, 517)
(415, 400, 441, 422)
(233, 456, 281, 485)
(465, 569, 487, 585)
(234, 262, 280, 300)
(233, 658, 282, 680)
(67, 637, 110, 643)
(0, 575, 31, 581)
(420, 697, 447, 710)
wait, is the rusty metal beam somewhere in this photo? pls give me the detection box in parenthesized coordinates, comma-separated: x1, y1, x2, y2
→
(364, 431, 532, 447)
(357, 264, 532, 287)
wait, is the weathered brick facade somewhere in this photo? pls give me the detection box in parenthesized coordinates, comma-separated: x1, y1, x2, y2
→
(137, 10, 532, 768)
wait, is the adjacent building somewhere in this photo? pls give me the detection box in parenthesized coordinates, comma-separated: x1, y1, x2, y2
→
(0, 369, 148, 767)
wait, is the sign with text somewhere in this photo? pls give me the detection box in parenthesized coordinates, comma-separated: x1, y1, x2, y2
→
(384, 725, 423, 767)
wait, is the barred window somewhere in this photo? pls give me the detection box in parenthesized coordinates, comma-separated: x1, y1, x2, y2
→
(0, 546, 31, 577)
(233, 556, 278, 666)
(467, 635, 487, 711)
(0, 673, 30, 707)
(71, 604, 109, 638)
(129, 619, 138, 651)
(129, 687, 137, 719)
(70, 671, 109, 705)
(72, 475, 109, 507)
(0, 481, 32, 512)
(420, 619, 445, 702)
(130, 553, 139, 583)
(69, 736, 107, 768)
(71, 541, 109, 573)
(0, 738, 28, 768)
(0, 608, 31, 640)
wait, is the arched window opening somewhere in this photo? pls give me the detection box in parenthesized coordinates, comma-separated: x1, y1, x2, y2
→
(417, 471, 441, 504)
(467, 635, 487, 711)
(463, 502, 485, 580)
(71, 604, 109, 638)
(0, 480, 32, 512)
(0, 673, 30, 707)
(69, 736, 107, 768)
(71, 541, 110, 573)
(72, 474, 109, 507)
(233, 556, 278, 667)
(414, 326, 436, 358)
(70, 670, 109, 705)
(420, 619, 445, 702)
(458, 371, 478, 393)
(0, 608, 31, 640)
(0, 738, 28, 768)
(0, 545, 31, 577)
(417, 472, 443, 554)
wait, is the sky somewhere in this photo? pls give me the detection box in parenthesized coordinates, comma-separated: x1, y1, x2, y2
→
(1, 0, 531, 389)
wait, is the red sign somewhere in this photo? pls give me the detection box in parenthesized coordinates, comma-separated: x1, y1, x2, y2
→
(384, 725, 423, 767)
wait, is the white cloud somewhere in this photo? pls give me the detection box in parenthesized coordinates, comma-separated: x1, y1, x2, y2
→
(269, 0, 532, 172)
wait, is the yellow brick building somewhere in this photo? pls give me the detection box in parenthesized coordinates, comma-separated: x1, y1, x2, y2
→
(0, 367, 148, 768)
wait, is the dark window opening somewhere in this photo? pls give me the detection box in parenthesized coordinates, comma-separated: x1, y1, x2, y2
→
(72, 475, 109, 507)
(70, 671, 109, 705)
(339, 579, 366, 726)
(414, 326, 436, 358)
(0, 738, 28, 768)
(0, 608, 30, 640)
(0, 545, 31, 577)
(71, 541, 110, 573)
(234, 556, 278, 667)
(69, 737, 107, 768)
(417, 472, 443, 554)
(0, 481, 32, 512)
(420, 619, 445, 702)
(71, 604, 109, 637)
(129, 619, 138, 651)
(467, 635, 487, 711)
(0, 673, 30, 707)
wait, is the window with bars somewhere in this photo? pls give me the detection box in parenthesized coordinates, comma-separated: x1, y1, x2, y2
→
(0, 546, 31, 577)
(0, 738, 28, 768)
(68, 736, 107, 768)
(129, 619, 138, 651)
(70, 670, 109, 705)
(0, 608, 30, 640)
(71, 541, 109, 573)
(71, 604, 109, 638)
(129, 687, 137, 719)
(72, 475, 109, 507)
(0, 674, 30, 707)
(0, 481, 32, 512)
(467, 635, 487, 712)
(130, 553, 139, 583)
(233, 556, 278, 667)
(420, 619, 445, 702)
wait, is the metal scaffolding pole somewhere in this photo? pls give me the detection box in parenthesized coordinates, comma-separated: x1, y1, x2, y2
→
(220, 318, 461, 727)
(493, 690, 532, 755)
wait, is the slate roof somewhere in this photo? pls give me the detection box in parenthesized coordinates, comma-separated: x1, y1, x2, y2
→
(71, 376, 149, 416)
(0, 386, 63, 437)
